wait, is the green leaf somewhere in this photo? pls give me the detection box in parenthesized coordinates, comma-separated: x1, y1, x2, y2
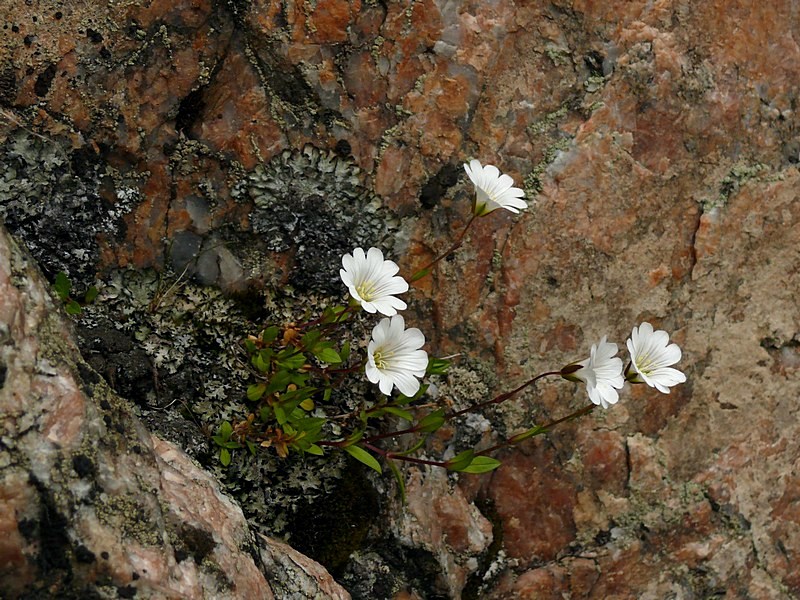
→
(218, 421, 233, 441)
(387, 459, 406, 504)
(301, 329, 321, 349)
(253, 351, 271, 373)
(395, 384, 429, 405)
(322, 387, 332, 403)
(461, 456, 502, 474)
(322, 305, 349, 324)
(259, 406, 273, 422)
(306, 444, 325, 456)
(383, 406, 414, 421)
(343, 445, 382, 474)
(445, 449, 475, 471)
(219, 448, 231, 466)
(509, 425, 547, 444)
(274, 405, 287, 425)
(65, 300, 82, 315)
(339, 341, 351, 362)
(299, 397, 315, 411)
(276, 349, 306, 370)
(84, 286, 99, 303)
(391, 436, 427, 457)
(243, 338, 257, 354)
(410, 267, 431, 282)
(417, 409, 445, 433)
(317, 347, 342, 364)
(54, 272, 71, 301)
(426, 357, 451, 375)
(246, 441, 258, 455)
(265, 370, 292, 396)
(247, 383, 267, 402)
(343, 429, 364, 446)
(261, 326, 280, 344)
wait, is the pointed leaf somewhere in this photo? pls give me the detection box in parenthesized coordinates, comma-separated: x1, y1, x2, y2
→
(445, 449, 475, 471)
(247, 383, 267, 402)
(387, 459, 406, 504)
(343, 445, 382, 474)
(54, 272, 71, 300)
(219, 448, 232, 466)
(84, 286, 99, 303)
(65, 300, 82, 315)
(417, 409, 445, 433)
(461, 456, 502, 474)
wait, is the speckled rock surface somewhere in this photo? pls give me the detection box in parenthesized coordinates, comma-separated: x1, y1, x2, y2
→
(2, 0, 799, 597)
(0, 225, 347, 598)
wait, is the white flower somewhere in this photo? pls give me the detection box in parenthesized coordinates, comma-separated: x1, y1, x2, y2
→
(340, 247, 409, 316)
(625, 322, 686, 393)
(463, 159, 527, 216)
(366, 315, 428, 397)
(564, 336, 625, 409)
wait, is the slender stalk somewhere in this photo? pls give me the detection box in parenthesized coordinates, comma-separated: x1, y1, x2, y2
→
(410, 214, 477, 282)
(447, 371, 562, 419)
(475, 403, 596, 456)
(364, 443, 448, 468)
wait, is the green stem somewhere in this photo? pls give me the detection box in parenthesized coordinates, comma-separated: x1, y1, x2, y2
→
(475, 403, 596, 456)
(447, 371, 562, 419)
(410, 214, 477, 282)
(364, 443, 448, 468)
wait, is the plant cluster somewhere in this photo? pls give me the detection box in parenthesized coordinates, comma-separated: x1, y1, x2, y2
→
(212, 159, 687, 489)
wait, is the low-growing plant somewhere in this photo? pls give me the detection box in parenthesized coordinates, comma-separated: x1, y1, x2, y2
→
(53, 271, 98, 315)
(214, 158, 688, 494)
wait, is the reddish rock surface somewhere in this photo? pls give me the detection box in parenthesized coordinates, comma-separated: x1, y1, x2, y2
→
(2, 0, 799, 597)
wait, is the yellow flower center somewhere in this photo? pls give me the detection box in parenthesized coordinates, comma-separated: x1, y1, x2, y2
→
(373, 350, 391, 370)
(356, 281, 377, 301)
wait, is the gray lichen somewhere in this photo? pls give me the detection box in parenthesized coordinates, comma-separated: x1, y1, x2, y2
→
(0, 129, 136, 286)
(235, 144, 396, 294)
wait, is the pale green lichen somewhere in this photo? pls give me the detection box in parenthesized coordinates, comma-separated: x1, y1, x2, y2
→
(235, 144, 395, 294)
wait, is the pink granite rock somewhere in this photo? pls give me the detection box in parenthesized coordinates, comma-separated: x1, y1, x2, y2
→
(0, 225, 345, 598)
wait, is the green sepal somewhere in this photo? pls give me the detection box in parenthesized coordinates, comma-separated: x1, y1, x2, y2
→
(343, 445, 382, 474)
(395, 384, 429, 406)
(426, 357, 451, 375)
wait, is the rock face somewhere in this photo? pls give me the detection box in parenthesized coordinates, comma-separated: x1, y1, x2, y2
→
(0, 226, 350, 599)
(1, 0, 800, 598)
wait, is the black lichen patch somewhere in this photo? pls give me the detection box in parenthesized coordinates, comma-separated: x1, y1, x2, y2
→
(285, 461, 379, 576)
(0, 360, 6, 390)
(25, 475, 73, 575)
(72, 454, 95, 478)
(419, 163, 460, 209)
(175, 86, 207, 134)
(34, 63, 57, 97)
(237, 144, 394, 294)
(0, 130, 137, 288)
(174, 523, 216, 564)
(0, 66, 17, 106)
